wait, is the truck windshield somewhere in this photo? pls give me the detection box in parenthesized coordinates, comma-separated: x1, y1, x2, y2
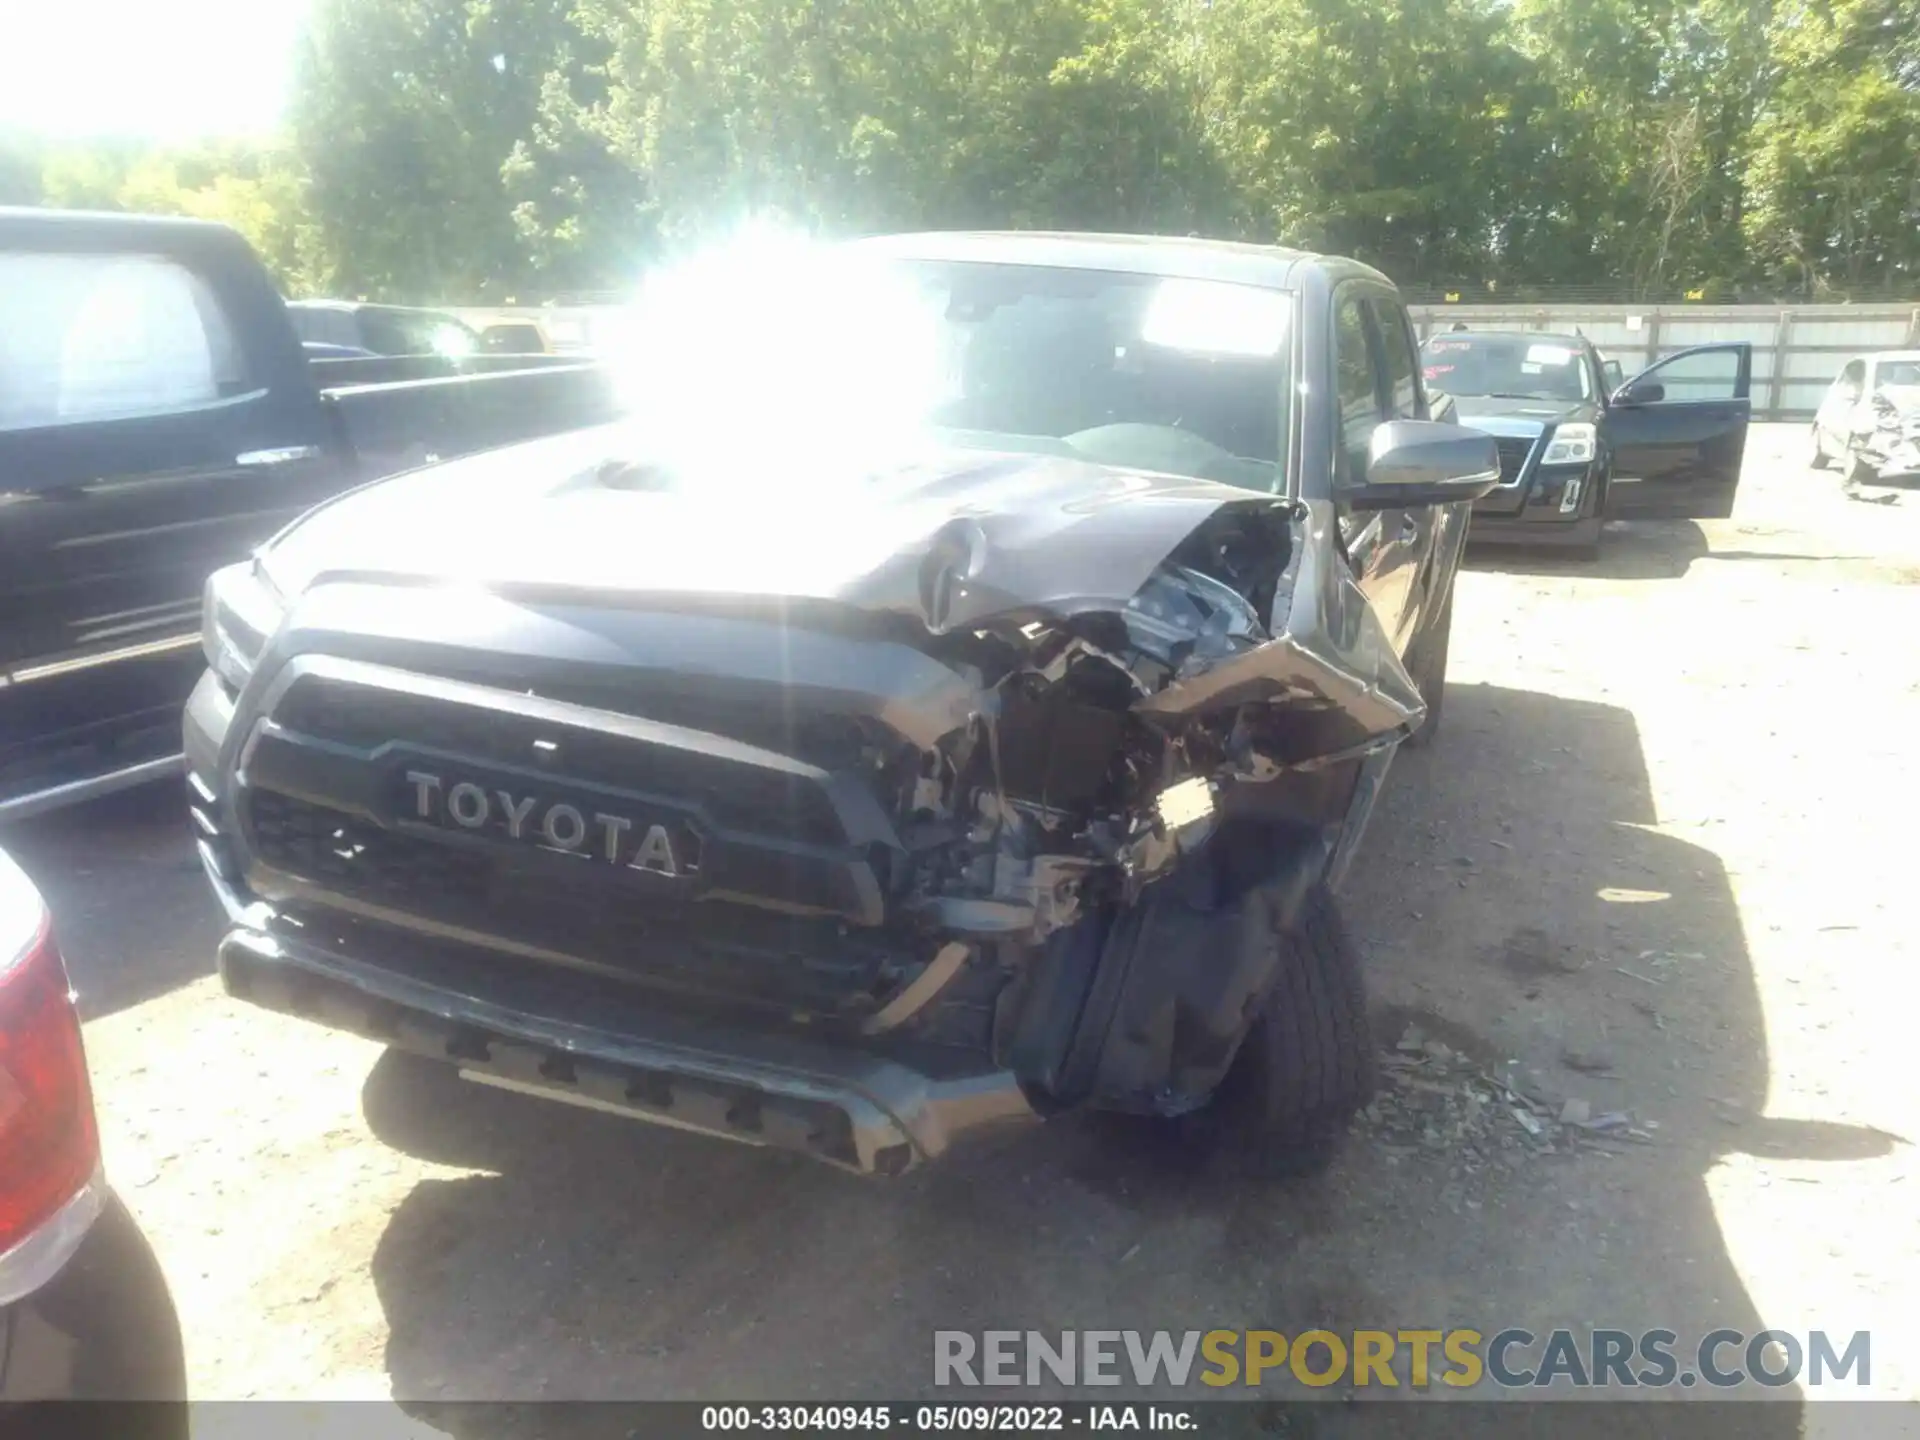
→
(617, 251, 1291, 493)
(1421, 334, 1593, 402)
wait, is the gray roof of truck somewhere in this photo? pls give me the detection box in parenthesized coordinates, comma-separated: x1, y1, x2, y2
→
(851, 231, 1389, 292)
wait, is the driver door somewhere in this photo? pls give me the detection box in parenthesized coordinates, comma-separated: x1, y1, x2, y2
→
(1332, 289, 1421, 656)
(1603, 342, 1752, 519)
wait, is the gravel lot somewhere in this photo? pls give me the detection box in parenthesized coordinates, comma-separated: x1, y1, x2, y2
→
(10, 424, 1918, 1432)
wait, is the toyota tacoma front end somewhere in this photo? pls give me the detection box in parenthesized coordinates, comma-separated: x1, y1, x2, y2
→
(186, 234, 1497, 1175)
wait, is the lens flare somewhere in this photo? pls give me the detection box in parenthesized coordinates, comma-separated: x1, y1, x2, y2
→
(612, 228, 950, 495)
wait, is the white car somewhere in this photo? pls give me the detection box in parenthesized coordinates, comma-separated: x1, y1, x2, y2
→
(1812, 351, 1920, 483)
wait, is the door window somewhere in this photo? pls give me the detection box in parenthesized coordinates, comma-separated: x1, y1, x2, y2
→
(1836, 360, 1866, 402)
(0, 252, 247, 431)
(1334, 295, 1386, 483)
(1641, 348, 1741, 403)
(1367, 298, 1421, 419)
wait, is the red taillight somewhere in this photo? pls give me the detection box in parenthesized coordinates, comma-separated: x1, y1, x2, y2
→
(0, 914, 100, 1256)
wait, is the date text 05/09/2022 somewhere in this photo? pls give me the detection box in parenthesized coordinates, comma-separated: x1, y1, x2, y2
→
(700, 1405, 1197, 1432)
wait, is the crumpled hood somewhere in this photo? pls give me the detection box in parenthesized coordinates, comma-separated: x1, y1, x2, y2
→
(261, 425, 1292, 632)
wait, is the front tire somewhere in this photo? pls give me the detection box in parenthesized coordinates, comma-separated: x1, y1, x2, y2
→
(1202, 885, 1376, 1176)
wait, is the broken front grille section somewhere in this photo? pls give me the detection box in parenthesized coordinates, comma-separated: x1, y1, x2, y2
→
(515, 679, 886, 773)
(272, 673, 850, 847)
(249, 788, 490, 909)
(246, 790, 898, 1018)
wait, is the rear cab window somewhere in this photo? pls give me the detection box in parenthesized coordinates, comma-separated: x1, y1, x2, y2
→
(0, 252, 252, 432)
(359, 308, 476, 357)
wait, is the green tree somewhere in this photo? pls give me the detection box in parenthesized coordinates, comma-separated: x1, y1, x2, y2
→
(10, 0, 1920, 302)
(291, 0, 623, 299)
(1196, 0, 1558, 286)
(1744, 0, 1920, 294)
(573, 0, 1235, 246)
(24, 138, 325, 293)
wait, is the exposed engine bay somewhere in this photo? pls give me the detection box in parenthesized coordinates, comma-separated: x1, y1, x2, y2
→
(896, 502, 1299, 944)
(740, 492, 1423, 1118)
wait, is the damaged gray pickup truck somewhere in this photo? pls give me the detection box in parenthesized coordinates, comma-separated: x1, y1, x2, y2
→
(185, 233, 1500, 1176)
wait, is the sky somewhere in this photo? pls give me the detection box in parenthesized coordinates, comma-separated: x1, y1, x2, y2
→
(0, 0, 309, 142)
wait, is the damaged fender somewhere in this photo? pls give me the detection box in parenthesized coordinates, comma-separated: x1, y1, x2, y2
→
(862, 470, 1425, 1115)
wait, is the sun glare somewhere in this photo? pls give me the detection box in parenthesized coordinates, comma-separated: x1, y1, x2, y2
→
(613, 227, 951, 491)
(0, 0, 305, 141)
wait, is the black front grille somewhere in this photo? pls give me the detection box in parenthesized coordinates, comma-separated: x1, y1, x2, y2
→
(247, 790, 898, 1016)
(1494, 437, 1535, 482)
(249, 788, 490, 910)
(274, 674, 847, 846)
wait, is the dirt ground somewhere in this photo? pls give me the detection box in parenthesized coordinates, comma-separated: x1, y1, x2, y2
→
(10, 423, 1919, 1432)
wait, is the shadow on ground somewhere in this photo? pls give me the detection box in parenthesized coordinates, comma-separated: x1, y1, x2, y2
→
(1, 782, 218, 1019)
(358, 683, 1890, 1438)
(1466, 518, 1873, 582)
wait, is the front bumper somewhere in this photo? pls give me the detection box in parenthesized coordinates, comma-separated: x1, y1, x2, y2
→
(210, 903, 1035, 1174)
(1465, 433, 1598, 545)
(186, 665, 1037, 1176)
(1468, 463, 1601, 545)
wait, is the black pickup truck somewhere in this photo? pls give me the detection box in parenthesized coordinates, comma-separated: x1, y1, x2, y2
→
(187, 232, 1499, 1177)
(0, 208, 622, 821)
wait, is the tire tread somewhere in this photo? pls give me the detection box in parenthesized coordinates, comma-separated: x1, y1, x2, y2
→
(1207, 886, 1376, 1175)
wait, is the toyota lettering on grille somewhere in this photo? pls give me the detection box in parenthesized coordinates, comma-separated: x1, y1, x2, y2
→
(404, 770, 694, 876)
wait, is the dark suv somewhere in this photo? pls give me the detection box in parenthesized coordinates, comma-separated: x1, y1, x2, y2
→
(1421, 328, 1755, 554)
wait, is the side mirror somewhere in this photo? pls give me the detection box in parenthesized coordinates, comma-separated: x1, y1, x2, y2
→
(1346, 420, 1500, 511)
(1615, 379, 1665, 406)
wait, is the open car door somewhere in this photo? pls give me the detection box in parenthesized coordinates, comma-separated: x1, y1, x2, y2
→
(1602, 342, 1752, 519)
